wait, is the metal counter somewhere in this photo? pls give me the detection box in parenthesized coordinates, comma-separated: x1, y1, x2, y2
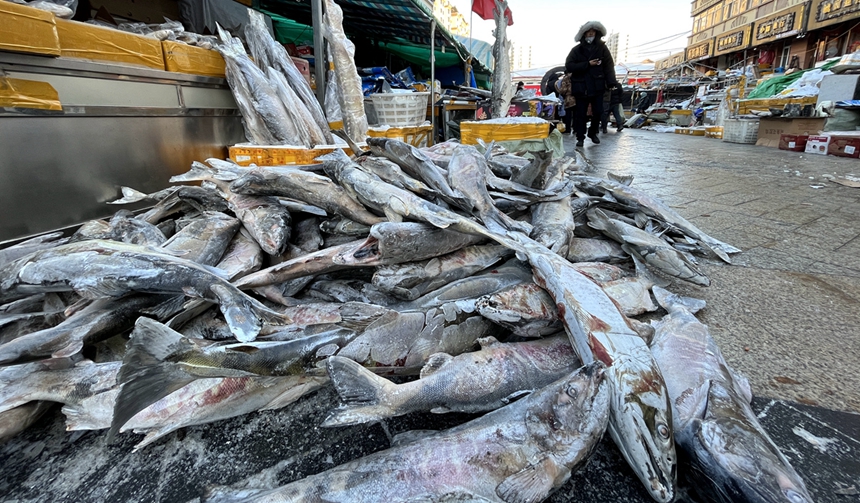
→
(0, 53, 246, 242)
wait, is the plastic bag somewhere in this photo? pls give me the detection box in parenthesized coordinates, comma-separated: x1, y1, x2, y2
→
(325, 69, 343, 123)
(26, 0, 75, 18)
(824, 108, 860, 131)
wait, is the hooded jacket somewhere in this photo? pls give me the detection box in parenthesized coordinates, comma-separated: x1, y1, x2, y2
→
(565, 21, 617, 97)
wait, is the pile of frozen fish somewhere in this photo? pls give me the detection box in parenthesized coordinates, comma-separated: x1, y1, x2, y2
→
(0, 139, 814, 503)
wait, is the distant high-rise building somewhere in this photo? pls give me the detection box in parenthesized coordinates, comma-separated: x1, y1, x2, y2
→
(606, 33, 637, 63)
(607, 33, 619, 62)
(432, 0, 470, 37)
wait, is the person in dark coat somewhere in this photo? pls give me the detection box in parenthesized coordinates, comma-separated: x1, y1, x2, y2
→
(565, 21, 617, 147)
(601, 82, 625, 133)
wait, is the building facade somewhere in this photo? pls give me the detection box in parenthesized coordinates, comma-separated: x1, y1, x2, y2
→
(433, 0, 470, 37)
(684, 0, 860, 74)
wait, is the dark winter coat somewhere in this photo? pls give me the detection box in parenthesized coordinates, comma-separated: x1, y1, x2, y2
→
(565, 40, 616, 97)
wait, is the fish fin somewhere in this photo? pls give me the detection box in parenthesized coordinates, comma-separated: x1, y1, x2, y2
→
(107, 318, 198, 441)
(586, 208, 611, 231)
(496, 456, 560, 503)
(731, 370, 753, 404)
(627, 318, 655, 345)
(51, 340, 84, 359)
(390, 429, 439, 447)
(652, 286, 706, 314)
(131, 426, 179, 451)
(71, 277, 131, 299)
(477, 336, 502, 349)
(676, 380, 711, 424)
(607, 172, 633, 186)
(139, 295, 187, 320)
(630, 253, 670, 288)
(108, 366, 194, 443)
(430, 406, 451, 414)
(210, 284, 262, 343)
(322, 356, 396, 426)
(116, 317, 196, 384)
(201, 485, 268, 503)
(169, 161, 215, 183)
(502, 389, 533, 404)
(633, 212, 650, 229)
(382, 207, 403, 223)
(420, 353, 453, 378)
(260, 376, 327, 411)
(108, 187, 149, 205)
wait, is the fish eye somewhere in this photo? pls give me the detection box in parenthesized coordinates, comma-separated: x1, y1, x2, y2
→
(565, 385, 579, 400)
(657, 423, 670, 439)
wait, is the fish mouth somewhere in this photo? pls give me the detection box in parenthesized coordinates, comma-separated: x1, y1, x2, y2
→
(336, 237, 380, 265)
(612, 409, 675, 503)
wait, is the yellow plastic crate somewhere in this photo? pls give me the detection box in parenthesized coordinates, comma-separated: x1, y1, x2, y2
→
(367, 124, 433, 148)
(460, 120, 550, 145)
(229, 145, 359, 166)
(737, 96, 816, 115)
(705, 126, 723, 139)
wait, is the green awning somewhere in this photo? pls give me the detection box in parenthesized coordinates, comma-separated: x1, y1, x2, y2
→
(266, 12, 316, 45)
(259, 0, 489, 74)
(378, 40, 462, 73)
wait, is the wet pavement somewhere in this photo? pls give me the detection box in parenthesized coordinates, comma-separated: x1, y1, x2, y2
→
(570, 128, 860, 414)
(2, 129, 859, 502)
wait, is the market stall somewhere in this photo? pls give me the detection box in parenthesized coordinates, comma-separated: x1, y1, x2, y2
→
(0, 1, 244, 242)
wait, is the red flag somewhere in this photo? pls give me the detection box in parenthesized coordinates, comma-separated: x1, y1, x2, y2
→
(472, 0, 513, 26)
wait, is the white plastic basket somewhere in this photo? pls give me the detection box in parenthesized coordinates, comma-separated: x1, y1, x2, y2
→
(722, 118, 760, 144)
(369, 92, 430, 127)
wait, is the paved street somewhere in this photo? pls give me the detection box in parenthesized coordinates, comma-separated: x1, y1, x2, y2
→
(569, 128, 860, 414)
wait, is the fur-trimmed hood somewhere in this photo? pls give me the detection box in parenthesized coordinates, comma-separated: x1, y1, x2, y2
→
(575, 21, 607, 42)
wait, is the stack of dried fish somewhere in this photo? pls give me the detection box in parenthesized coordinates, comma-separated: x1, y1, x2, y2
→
(0, 138, 813, 503)
(216, 15, 333, 147)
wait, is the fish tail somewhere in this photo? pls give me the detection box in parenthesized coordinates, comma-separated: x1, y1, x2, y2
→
(322, 356, 398, 427)
(652, 286, 706, 314)
(210, 284, 264, 343)
(108, 318, 196, 442)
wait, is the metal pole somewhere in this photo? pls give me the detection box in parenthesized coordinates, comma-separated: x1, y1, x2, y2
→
(312, 0, 326, 106)
(430, 19, 437, 145)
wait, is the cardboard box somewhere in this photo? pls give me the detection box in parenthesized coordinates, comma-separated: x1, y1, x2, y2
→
(828, 136, 860, 158)
(162, 41, 225, 78)
(0, 1, 61, 57)
(779, 134, 809, 152)
(756, 117, 826, 148)
(56, 19, 165, 70)
(804, 135, 831, 155)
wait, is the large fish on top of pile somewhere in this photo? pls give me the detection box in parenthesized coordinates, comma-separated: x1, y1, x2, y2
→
(0, 133, 796, 503)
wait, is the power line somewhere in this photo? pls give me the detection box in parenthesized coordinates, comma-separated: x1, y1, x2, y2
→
(631, 30, 692, 49)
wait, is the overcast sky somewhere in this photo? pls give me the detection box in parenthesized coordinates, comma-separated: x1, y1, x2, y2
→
(449, 0, 694, 68)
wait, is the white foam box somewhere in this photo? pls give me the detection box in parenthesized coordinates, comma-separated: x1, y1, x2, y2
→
(804, 135, 831, 155)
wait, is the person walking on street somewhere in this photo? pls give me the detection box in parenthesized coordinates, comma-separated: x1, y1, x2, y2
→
(565, 21, 617, 147)
(601, 82, 625, 133)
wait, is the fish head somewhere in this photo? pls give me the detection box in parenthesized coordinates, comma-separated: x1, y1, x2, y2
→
(610, 364, 677, 503)
(685, 384, 814, 503)
(229, 171, 269, 194)
(526, 362, 610, 462)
